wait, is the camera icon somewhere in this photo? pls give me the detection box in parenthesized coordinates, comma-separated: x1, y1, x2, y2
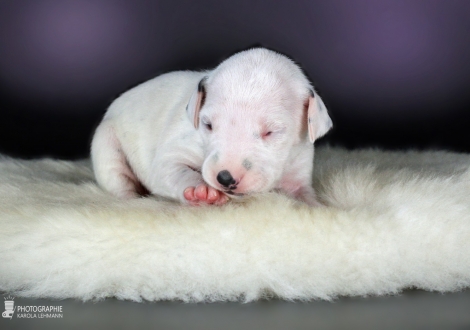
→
(2, 299, 15, 319)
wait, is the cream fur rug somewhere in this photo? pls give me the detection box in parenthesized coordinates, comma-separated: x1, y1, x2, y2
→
(1, 147, 469, 302)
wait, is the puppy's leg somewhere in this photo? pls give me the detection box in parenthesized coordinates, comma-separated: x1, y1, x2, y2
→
(278, 176, 322, 207)
(91, 122, 144, 199)
(278, 145, 323, 207)
(291, 185, 323, 207)
(149, 150, 228, 206)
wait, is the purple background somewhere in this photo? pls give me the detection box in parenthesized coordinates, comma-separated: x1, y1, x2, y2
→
(1, 0, 470, 158)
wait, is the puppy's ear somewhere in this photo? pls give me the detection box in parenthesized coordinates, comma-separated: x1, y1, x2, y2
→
(186, 77, 207, 129)
(307, 90, 333, 143)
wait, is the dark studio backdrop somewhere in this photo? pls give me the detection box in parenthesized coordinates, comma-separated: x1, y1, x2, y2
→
(1, 0, 470, 159)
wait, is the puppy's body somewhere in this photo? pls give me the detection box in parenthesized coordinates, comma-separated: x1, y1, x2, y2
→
(91, 48, 332, 205)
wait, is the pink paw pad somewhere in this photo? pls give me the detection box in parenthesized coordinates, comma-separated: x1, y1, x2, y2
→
(184, 184, 228, 206)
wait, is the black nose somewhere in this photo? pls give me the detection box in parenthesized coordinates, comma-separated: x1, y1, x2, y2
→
(217, 170, 236, 188)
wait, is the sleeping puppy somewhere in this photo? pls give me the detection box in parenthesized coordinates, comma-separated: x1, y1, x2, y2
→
(91, 48, 332, 206)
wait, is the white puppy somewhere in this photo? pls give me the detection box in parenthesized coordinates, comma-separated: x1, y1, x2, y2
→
(91, 48, 332, 206)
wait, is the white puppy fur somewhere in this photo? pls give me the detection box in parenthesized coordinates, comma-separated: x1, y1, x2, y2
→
(91, 48, 332, 205)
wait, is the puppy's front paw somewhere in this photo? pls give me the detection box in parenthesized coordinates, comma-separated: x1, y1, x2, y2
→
(183, 184, 229, 206)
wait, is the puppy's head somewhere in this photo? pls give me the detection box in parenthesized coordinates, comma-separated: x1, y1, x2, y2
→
(186, 48, 332, 197)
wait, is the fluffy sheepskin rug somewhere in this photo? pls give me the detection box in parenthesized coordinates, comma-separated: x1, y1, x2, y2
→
(0, 147, 469, 302)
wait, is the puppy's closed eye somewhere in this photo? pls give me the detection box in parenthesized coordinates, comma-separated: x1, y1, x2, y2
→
(262, 131, 272, 138)
(201, 117, 212, 131)
(261, 126, 286, 140)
